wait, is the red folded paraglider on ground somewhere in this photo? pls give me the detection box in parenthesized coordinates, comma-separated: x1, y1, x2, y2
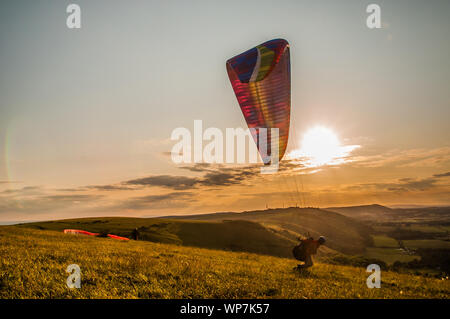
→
(63, 229, 129, 241)
(106, 234, 130, 241)
(63, 229, 99, 236)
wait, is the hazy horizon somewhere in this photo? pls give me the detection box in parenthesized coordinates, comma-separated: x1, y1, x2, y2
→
(2, 203, 450, 225)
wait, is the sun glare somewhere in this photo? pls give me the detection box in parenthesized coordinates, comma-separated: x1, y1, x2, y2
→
(289, 126, 359, 167)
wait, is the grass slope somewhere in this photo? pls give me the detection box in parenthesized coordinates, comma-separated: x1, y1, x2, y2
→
(169, 207, 373, 254)
(19, 218, 296, 258)
(1, 226, 448, 299)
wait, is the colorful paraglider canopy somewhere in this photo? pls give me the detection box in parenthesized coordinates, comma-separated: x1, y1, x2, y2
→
(63, 229, 99, 236)
(63, 229, 129, 241)
(226, 38, 291, 164)
(107, 234, 130, 241)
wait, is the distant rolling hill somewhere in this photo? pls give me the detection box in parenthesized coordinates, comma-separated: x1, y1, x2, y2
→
(325, 204, 450, 223)
(325, 204, 395, 222)
(389, 206, 450, 224)
(166, 207, 374, 254)
(18, 207, 374, 258)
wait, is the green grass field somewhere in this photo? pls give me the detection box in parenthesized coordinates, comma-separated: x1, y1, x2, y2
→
(403, 240, 450, 250)
(0, 226, 448, 299)
(372, 235, 399, 248)
(405, 225, 450, 234)
(364, 248, 420, 265)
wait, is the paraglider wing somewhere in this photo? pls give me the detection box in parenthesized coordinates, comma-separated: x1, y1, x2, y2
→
(107, 234, 130, 241)
(63, 229, 129, 241)
(226, 38, 291, 164)
(63, 229, 99, 236)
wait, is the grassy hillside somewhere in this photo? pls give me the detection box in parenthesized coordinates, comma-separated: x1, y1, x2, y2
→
(0, 226, 448, 298)
(19, 217, 297, 258)
(19, 207, 371, 256)
(325, 204, 395, 222)
(170, 207, 373, 254)
(17, 206, 449, 267)
(326, 204, 450, 223)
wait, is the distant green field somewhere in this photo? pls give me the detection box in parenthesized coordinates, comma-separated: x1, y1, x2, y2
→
(0, 226, 448, 298)
(365, 248, 420, 265)
(372, 235, 399, 248)
(372, 225, 396, 233)
(405, 225, 450, 234)
(403, 240, 450, 250)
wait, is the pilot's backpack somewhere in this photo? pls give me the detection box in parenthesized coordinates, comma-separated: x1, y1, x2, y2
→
(292, 241, 306, 261)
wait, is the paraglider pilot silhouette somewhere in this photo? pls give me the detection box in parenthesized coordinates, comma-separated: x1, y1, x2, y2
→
(293, 236, 326, 269)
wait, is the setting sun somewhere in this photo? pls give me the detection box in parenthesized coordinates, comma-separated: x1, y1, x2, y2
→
(302, 126, 340, 166)
(289, 126, 359, 167)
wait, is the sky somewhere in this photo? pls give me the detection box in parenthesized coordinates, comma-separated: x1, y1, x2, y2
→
(0, 0, 449, 222)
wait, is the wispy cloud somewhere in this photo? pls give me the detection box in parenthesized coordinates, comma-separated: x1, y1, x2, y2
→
(125, 175, 200, 190)
(350, 147, 450, 168)
(434, 171, 450, 178)
(85, 184, 134, 191)
(113, 192, 195, 210)
(124, 164, 263, 190)
(342, 171, 450, 193)
(0, 186, 42, 195)
(0, 193, 103, 216)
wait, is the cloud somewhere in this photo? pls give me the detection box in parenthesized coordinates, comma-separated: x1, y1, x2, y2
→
(124, 163, 264, 190)
(55, 188, 87, 192)
(85, 184, 134, 191)
(342, 172, 450, 193)
(350, 147, 450, 168)
(1, 186, 42, 195)
(114, 192, 195, 210)
(434, 172, 450, 178)
(42, 194, 103, 202)
(200, 172, 240, 186)
(0, 193, 103, 216)
(0, 162, 276, 218)
(395, 178, 437, 191)
(179, 163, 214, 173)
(125, 175, 200, 190)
